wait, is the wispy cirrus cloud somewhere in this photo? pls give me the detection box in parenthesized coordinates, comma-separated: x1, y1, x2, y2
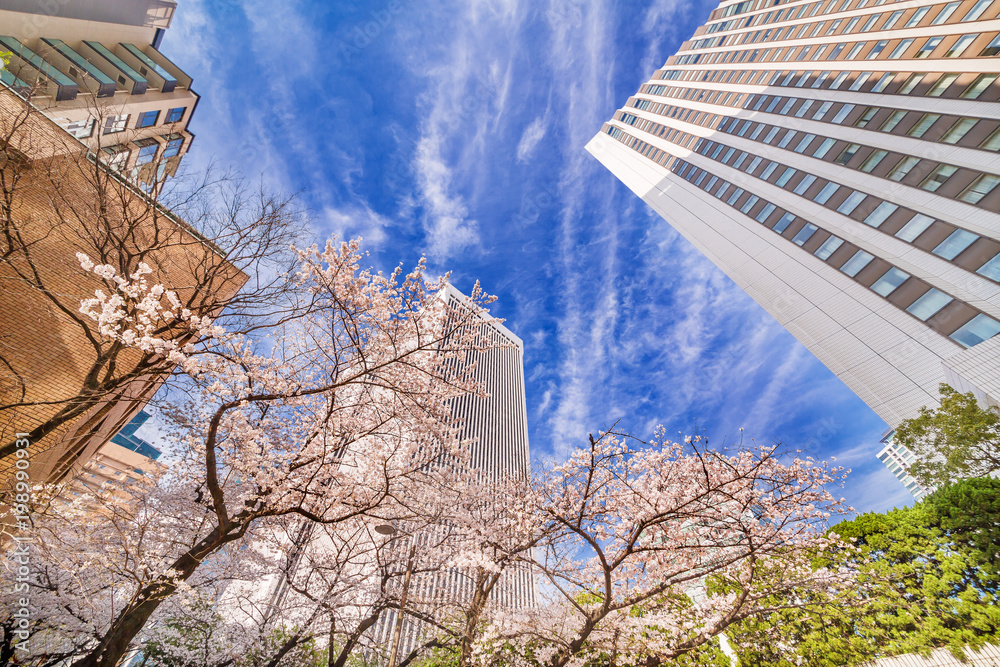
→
(516, 116, 548, 163)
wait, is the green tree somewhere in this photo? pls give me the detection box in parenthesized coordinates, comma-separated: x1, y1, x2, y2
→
(717, 478, 1000, 666)
(894, 384, 1000, 489)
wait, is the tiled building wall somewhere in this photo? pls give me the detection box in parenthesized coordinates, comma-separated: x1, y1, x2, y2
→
(588, 0, 1000, 428)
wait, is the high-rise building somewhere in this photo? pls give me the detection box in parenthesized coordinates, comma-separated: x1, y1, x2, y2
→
(876, 431, 930, 499)
(0, 0, 198, 187)
(369, 284, 536, 656)
(588, 0, 1000, 467)
(243, 286, 536, 659)
(0, 87, 245, 488)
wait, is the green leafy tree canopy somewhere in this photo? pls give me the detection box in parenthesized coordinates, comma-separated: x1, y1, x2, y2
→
(894, 384, 1000, 489)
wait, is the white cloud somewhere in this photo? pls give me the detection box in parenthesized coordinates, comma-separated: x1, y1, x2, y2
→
(516, 116, 548, 162)
(322, 203, 394, 247)
(414, 133, 480, 259)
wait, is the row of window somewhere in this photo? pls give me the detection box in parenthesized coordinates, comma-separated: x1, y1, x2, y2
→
(715, 0, 889, 26)
(699, 0, 996, 49)
(713, 111, 1000, 204)
(690, 131, 1000, 276)
(102, 106, 187, 136)
(655, 65, 1000, 106)
(664, 153, 1000, 349)
(636, 83, 1000, 160)
(100, 133, 184, 168)
(605, 116, 1000, 287)
(677, 28, 1000, 64)
(63, 107, 186, 139)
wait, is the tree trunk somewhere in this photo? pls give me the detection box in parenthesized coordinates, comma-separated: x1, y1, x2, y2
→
(332, 609, 383, 667)
(69, 527, 232, 667)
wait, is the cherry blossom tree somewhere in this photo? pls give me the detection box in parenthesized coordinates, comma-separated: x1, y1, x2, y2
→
(2, 238, 498, 667)
(468, 430, 855, 667)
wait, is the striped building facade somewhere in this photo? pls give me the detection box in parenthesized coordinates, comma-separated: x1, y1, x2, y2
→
(588, 0, 1000, 468)
(370, 284, 537, 657)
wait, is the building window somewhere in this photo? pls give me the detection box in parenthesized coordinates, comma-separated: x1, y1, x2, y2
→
(793, 174, 817, 194)
(814, 182, 840, 204)
(871, 267, 910, 296)
(904, 6, 929, 26)
(962, 0, 993, 21)
(887, 156, 920, 181)
(919, 164, 958, 192)
(927, 73, 960, 96)
(871, 73, 895, 92)
(941, 118, 977, 143)
(931, 2, 960, 24)
(164, 106, 185, 123)
(835, 144, 862, 165)
(867, 40, 889, 59)
(831, 104, 855, 124)
(888, 39, 914, 59)
(103, 115, 129, 135)
(792, 223, 818, 245)
(829, 71, 851, 89)
(860, 149, 889, 172)
(814, 236, 844, 259)
(944, 33, 978, 57)
(134, 138, 159, 165)
(977, 254, 1000, 281)
(932, 229, 978, 259)
(915, 37, 943, 58)
(880, 110, 907, 132)
(775, 166, 796, 185)
(907, 288, 953, 320)
(898, 73, 925, 94)
(854, 107, 879, 128)
(161, 134, 184, 158)
(812, 101, 833, 119)
(813, 137, 836, 158)
(895, 213, 935, 241)
(958, 174, 1000, 204)
(101, 144, 130, 169)
(755, 203, 776, 222)
(837, 191, 867, 214)
(961, 74, 998, 98)
(908, 113, 941, 138)
(841, 250, 874, 277)
(136, 110, 160, 129)
(773, 212, 795, 233)
(794, 134, 815, 153)
(865, 201, 899, 227)
(950, 314, 1000, 347)
(981, 34, 1000, 56)
(883, 9, 904, 28)
(61, 117, 95, 139)
(981, 127, 1000, 150)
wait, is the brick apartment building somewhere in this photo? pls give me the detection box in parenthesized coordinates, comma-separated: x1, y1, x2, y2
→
(0, 87, 246, 487)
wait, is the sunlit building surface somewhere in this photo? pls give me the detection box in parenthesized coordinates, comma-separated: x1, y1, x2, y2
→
(589, 0, 1000, 492)
(0, 0, 198, 186)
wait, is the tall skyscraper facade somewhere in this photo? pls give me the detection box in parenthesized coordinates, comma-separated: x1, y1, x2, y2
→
(589, 0, 1000, 446)
(370, 284, 536, 655)
(247, 286, 536, 658)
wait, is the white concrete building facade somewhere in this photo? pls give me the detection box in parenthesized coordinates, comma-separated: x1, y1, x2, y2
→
(588, 0, 1000, 485)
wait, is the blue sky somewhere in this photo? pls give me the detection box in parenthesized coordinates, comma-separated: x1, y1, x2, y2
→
(164, 0, 913, 514)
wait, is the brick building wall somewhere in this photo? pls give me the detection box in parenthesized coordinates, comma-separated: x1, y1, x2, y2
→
(0, 87, 246, 486)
